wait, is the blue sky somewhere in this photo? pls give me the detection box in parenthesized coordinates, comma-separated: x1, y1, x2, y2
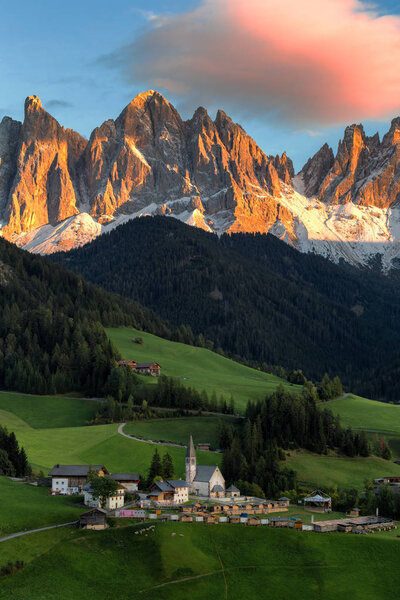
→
(1, 0, 400, 171)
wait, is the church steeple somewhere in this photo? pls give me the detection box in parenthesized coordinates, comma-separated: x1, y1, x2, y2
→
(185, 434, 196, 490)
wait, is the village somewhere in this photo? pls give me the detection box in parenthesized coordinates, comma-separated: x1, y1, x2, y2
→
(48, 436, 397, 535)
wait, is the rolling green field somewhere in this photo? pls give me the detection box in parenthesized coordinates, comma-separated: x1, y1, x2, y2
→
(124, 416, 241, 448)
(0, 404, 221, 478)
(0, 478, 82, 536)
(326, 394, 400, 435)
(286, 450, 400, 489)
(325, 394, 400, 458)
(106, 327, 299, 412)
(0, 521, 399, 599)
(0, 391, 98, 428)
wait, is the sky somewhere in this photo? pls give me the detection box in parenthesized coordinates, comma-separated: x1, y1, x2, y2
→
(2, 0, 400, 170)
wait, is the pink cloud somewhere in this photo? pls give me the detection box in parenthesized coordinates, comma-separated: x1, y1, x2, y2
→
(118, 0, 400, 126)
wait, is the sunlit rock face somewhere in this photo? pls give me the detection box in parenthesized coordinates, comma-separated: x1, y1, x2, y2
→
(4, 91, 400, 269)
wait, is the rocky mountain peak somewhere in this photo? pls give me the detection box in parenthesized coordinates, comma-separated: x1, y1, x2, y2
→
(24, 95, 43, 114)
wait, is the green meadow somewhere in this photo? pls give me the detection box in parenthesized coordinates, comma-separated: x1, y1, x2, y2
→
(0, 521, 399, 600)
(325, 394, 400, 458)
(326, 394, 400, 435)
(106, 327, 299, 412)
(124, 416, 241, 448)
(286, 450, 400, 489)
(0, 391, 98, 428)
(0, 478, 82, 537)
(0, 402, 221, 478)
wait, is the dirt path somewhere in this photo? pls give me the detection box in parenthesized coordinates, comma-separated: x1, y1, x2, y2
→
(0, 521, 78, 544)
(117, 423, 221, 453)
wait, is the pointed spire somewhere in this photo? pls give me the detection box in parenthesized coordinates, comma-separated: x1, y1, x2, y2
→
(186, 434, 195, 459)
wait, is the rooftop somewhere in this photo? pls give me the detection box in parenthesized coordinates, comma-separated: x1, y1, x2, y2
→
(49, 465, 105, 477)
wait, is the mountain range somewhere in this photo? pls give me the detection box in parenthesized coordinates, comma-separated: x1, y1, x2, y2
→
(2, 91, 400, 269)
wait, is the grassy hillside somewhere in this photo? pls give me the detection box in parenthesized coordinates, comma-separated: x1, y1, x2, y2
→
(124, 416, 241, 449)
(0, 391, 98, 428)
(0, 405, 221, 477)
(107, 327, 298, 411)
(0, 478, 82, 536)
(326, 394, 400, 435)
(1, 522, 400, 599)
(286, 450, 400, 489)
(325, 394, 400, 458)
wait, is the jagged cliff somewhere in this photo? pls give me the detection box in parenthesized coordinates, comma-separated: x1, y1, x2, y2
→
(2, 91, 400, 269)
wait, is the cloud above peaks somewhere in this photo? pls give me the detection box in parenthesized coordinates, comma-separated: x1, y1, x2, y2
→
(114, 0, 400, 126)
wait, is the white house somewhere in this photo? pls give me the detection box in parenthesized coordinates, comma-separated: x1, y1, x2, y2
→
(83, 481, 126, 510)
(185, 436, 226, 498)
(110, 473, 141, 492)
(49, 465, 108, 495)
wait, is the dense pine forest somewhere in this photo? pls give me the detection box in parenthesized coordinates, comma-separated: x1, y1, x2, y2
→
(0, 237, 171, 395)
(55, 216, 400, 400)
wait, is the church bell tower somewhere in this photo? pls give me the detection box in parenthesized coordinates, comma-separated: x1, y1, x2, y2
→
(185, 434, 196, 490)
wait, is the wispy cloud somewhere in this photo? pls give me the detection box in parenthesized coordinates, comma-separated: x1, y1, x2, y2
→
(46, 99, 73, 109)
(105, 0, 400, 126)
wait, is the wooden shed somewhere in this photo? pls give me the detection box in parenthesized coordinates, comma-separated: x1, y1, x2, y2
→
(80, 508, 107, 530)
(205, 515, 218, 524)
(210, 505, 222, 513)
(229, 515, 240, 524)
(180, 514, 193, 523)
(247, 517, 261, 526)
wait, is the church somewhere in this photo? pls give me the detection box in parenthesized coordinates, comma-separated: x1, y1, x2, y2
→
(185, 435, 226, 498)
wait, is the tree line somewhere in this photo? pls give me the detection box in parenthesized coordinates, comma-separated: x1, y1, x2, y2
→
(0, 426, 30, 477)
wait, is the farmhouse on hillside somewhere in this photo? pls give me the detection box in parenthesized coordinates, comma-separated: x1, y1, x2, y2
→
(83, 481, 126, 510)
(110, 473, 141, 492)
(117, 360, 161, 376)
(149, 479, 190, 504)
(49, 465, 108, 495)
(185, 435, 228, 498)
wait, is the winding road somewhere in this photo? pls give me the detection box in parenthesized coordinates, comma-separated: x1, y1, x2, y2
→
(117, 423, 221, 453)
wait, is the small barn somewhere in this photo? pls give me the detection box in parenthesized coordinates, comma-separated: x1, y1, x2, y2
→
(197, 443, 211, 451)
(117, 360, 137, 371)
(205, 515, 218, 524)
(247, 517, 261, 526)
(80, 508, 107, 530)
(180, 514, 193, 523)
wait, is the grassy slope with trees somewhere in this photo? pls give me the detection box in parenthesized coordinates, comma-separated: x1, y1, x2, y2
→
(106, 327, 298, 411)
(0, 522, 400, 600)
(55, 216, 400, 400)
(0, 401, 221, 476)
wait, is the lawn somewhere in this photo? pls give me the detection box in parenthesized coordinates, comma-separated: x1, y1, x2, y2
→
(0, 478, 83, 536)
(106, 327, 300, 412)
(286, 450, 400, 489)
(124, 416, 242, 449)
(0, 409, 221, 478)
(0, 391, 99, 428)
(0, 521, 399, 599)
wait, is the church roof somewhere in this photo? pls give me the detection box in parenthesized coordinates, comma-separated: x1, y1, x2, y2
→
(226, 485, 239, 492)
(193, 465, 218, 482)
(186, 435, 196, 459)
(211, 484, 224, 492)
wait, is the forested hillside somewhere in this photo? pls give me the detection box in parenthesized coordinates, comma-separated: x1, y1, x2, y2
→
(55, 216, 400, 399)
(0, 236, 169, 395)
